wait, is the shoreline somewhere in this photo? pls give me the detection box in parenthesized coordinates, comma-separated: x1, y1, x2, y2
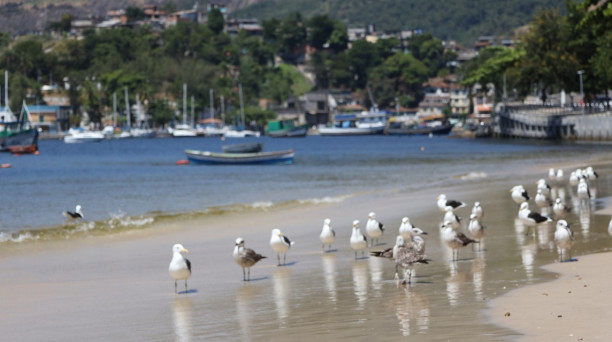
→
(487, 252, 612, 341)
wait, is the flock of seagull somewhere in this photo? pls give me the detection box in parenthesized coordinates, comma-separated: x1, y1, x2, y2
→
(166, 165, 604, 293)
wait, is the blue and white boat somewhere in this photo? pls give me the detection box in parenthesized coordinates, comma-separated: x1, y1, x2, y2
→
(185, 149, 294, 165)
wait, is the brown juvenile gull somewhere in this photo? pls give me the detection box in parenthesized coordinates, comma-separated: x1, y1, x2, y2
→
(441, 221, 477, 261)
(233, 237, 267, 281)
(394, 236, 430, 284)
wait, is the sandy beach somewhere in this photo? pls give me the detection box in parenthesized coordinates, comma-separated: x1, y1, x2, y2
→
(1, 154, 611, 340)
(488, 252, 612, 341)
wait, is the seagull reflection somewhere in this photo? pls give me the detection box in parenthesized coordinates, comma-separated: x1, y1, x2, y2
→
(321, 253, 337, 302)
(579, 206, 591, 239)
(556, 187, 566, 202)
(536, 223, 553, 249)
(368, 254, 385, 294)
(520, 243, 537, 280)
(445, 262, 468, 307)
(471, 254, 486, 301)
(172, 295, 193, 342)
(352, 261, 369, 309)
(236, 285, 261, 342)
(395, 289, 430, 336)
(272, 267, 291, 326)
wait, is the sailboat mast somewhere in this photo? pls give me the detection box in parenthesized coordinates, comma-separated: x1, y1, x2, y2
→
(4, 70, 8, 111)
(239, 83, 244, 129)
(209, 88, 214, 120)
(191, 96, 194, 128)
(124, 87, 130, 130)
(220, 95, 225, 124)
(113, 92, 117, 128)
(183, 83, 187, 126)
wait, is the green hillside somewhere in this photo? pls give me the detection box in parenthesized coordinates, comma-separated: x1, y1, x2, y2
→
(233, 0, 565, 44)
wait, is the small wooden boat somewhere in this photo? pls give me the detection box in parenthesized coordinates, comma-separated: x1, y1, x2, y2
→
(222, 142, 263, 153)
(185, 149, 294, 165)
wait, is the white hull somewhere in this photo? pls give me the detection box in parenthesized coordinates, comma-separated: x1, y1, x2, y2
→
(64, 130, 105, 143)
(318, 125, 384, 136)
(223, 130, 261, 138)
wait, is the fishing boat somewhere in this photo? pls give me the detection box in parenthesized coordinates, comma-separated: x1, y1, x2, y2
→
(266, 119, 308, 137)
(1, 101, 39, 153)
(222, 142, 263, 153)
(318, 111, 388, 136)
(185, 149, 294, 165)
(385, 114, 453, 135)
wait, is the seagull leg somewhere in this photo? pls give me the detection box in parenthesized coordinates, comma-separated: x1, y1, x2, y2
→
(283, 253, 286, 266)
(175, 280, 178, 294)
(354, 251, 357, 259)
(277, 253, 281, 266)
(247, 268, 251, 281)
(185, 280, 188, 293)
(242, 268, 246, 281)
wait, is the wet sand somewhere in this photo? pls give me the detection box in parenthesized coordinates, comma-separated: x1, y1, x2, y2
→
(488, 252, 612, 341)
(1, 159, 611, 340)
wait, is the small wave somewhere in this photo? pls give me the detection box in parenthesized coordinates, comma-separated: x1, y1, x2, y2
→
(0, 231, 39, 243)
(454, 172, 488, 180)
(297, 195, 350, 205)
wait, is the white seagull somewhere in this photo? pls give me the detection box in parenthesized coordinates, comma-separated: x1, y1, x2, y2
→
(63, 204, 83, 220)
(577, 178, 591, 201)
(270, 228, 294, 266)
(552, 198, 571, 219)
(536, 179, 551, 198)
(585, 166, 598, 182)
(350, 220, 368, 259)
(365, 212, 384, 246)
(444, 206, 461, 229)
(534, 188, 553, 209)
(518, 202, 552, 235)
(569, 171, 580, 186)
(555, 169, 564, 183)
(169, 243, 191, 293)
(437, 194, 466, 212)
(608, 218, 612, 236)
(548, 168, 556, 182)
(471, 202, 484, 220)
(510, 185, 530, 205)
(554, 220, 574, 262)
(319, 218, 335, 251)
(468, 214, 485, 251)
(441, 221, 477, 261)
(398, 217, 414, 241)
(233, 237, 267, 281)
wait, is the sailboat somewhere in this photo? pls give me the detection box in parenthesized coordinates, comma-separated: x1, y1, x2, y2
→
(171, 84, 197, 137)
(130, 93, 156, 138)
(223, 83, 260, 138)
(1, 100, 39, 153)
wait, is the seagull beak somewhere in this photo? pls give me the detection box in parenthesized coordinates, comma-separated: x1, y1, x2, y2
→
(182, 248, 189, 253)
(279, 232, 283, 236)
(421, 231, 428, 235)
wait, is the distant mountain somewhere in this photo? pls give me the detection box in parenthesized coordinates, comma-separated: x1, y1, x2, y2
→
(232, 0, 566, 45)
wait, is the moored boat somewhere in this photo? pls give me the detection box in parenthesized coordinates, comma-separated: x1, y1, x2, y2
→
(266, 120, 308, 137)
(64, 128, 105, 143)
(1, 101, 39, 153)
(385, 114, 453, 135)
(185, 149, 294, 165)
(318, 111, 388, 136)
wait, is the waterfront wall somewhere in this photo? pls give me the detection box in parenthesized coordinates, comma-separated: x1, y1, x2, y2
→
(493, 105, 612, 140)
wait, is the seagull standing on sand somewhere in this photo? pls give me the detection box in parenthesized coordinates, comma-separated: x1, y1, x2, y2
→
(585, 166, 598, 182)
(63, 204, 83, 220)
(518, 202, 552, 235)
(510, 185, 530, 205)
(319, 218, 335, 251)
(468, 214, 485, 251)
(169, 243, 191, 293)
(554, 220, 575, 262)
(536, 179, 552, 199)
(233, 237, 267, 281)
(441, 221, 477, 261)
(270, 229, 294, 266)
(553, 198, 571, 219)
(365, 212, 384, 246)
(437, 194, 466, 212)
(398, 217, 414, 240)
(410, 227, 428, 255)
(556, 169, 564, 183)
(569, 171, 580, 186)
(577, 178, 591, 204)
(535, 188, 553, 209)
(444, 206, 461, 229)
(350, 220, 368, 259)
(394, 236, 430, 285)
(471, 202, 484, 220)
(548, 168, 556, 182)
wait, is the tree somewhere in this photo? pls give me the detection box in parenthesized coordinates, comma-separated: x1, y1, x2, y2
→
(149, 98, 174, 127)
(47, 13, 73, 33)
(348, 40, 380, 89)
(328, 20, 348, 53)
(208, 7, 225, 35)
(126, 7, 146, 22)
(279, 12, 306, 61)
(307, 15, 334, 50)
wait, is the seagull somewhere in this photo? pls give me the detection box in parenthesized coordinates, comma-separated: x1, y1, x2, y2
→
(365, 212, 384, 246)
(577, 178, 591, 201)
(471, 202, 484, 220)
(585, 166, 598, 182)
(63, 204, 83, 220)
(437, 194, 466, 212)
(350, 220, 368, 259)
(270, 228, 294, 266)
(370, 235, 404, 261)
(510, 185, 530, 205)
(410, 227, 428, 255)
(608, 218, 612, 236)
(534, 188, 553, 209)
(233, 237, 267, 281)
(555, 169, 564, 183)
(444, 206, 461, 229)
(518, 202, 552, 235)
(468, 214, 485, 251)
(554, 220, 575, 262)
(552, 198, 571, 219)
(398, 217, 414, 241)
(169, 243, 191, 293)
(569, 171, 580, 186)
(441, 221, 477, 261)
(319, 218, 335, 251)
(536, 179, 551, 198)
(394, 236, 430, 285)
(548, 168, 556, 182)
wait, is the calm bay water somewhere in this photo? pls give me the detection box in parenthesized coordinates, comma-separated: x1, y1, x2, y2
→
(1, 135, 611, 238)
